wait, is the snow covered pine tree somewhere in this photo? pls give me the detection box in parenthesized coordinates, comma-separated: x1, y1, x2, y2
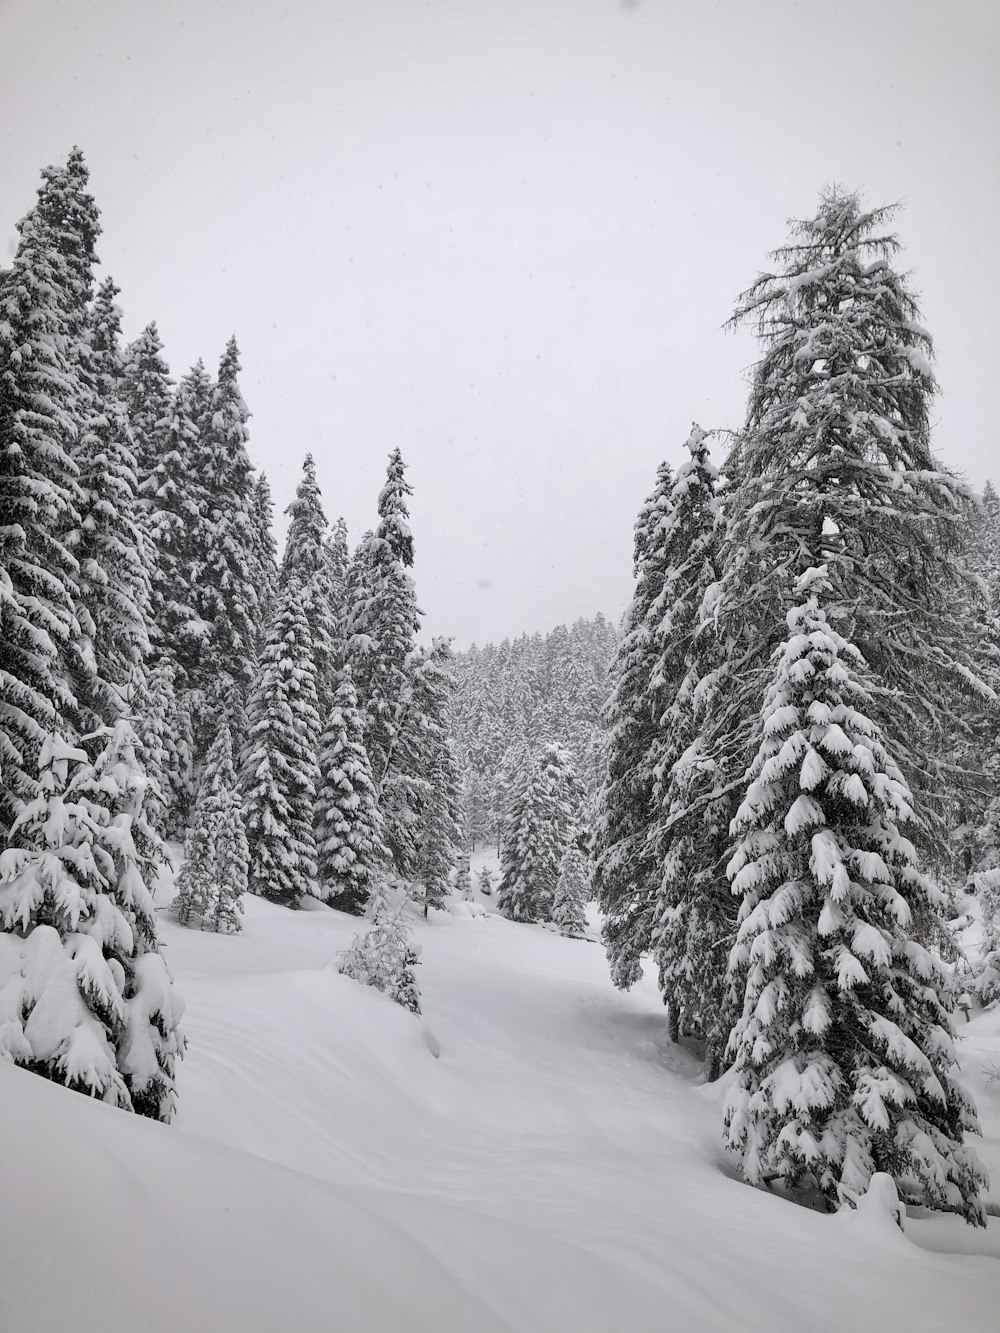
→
(724, 567, 987, 1224)
(315, 668, 388, 914)
(175, 720, 249, 934)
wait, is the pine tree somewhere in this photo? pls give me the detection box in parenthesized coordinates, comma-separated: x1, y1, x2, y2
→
(250, 471, 278, 649)
(347, 450, 422, 785)
(478, 865, 494, 896)
(414, 737, 464, 916)
(192, 338, 261, 734)
(123, 322, 173, 492)
(724, 566, 986, 1224)
(70, 277, 150, 736)
(138, 658, 180, 838)
(240, 581, 321, 906)
(392, 638, 463, 883)
(280, 455, 339, 712)
(722, 189, 983, 859)
(0, 725, 185, 1121)
(554, 846, 589, 938)
(175, 720, 248, 933)
(595, 460, 674, 986)
(0, 154, 87, 835)
(337, 875, 421, 1014)
(455, 855, 472, 901)
(497, 755, 565, 923)
(315, 669, 387, 914)
(141, 364, 207, 685)
(645, 425, 736, 1073)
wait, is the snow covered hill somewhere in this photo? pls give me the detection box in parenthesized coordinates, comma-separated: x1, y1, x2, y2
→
(2, 849, 998, 1333)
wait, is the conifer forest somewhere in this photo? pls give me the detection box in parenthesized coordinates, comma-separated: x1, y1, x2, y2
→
(2, 7, 999, 1330)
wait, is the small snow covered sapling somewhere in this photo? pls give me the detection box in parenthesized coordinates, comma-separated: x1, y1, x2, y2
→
(478, 865, 494, 896)
(553, 847, 590, 938)
(455, 856, 472, 901)
(337, 876, 422, 1015)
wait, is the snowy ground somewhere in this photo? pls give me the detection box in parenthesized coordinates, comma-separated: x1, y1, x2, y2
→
(2, 845, 998, 1332)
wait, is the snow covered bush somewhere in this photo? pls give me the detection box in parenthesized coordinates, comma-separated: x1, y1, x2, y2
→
(337, 876, 421, 1015)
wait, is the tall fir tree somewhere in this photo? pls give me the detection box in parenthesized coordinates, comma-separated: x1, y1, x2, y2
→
(70, 276, 151, 737)
(138, 657, 193, 839)
(497, 754, 566, 923)
(174, 720, 249, 934)
(647, 425, 736, 1074)
(347, 450, 422, 787)
(721, 189, 983, 860)
(554, 846, 590, 939)
(594, 460, 674, 985)
(280, 454, 339, 712)
(240, 580, 321, 906)
(414, 736, 464, 917)
(724, 566, 986, 1224)
(0, 153, 88, 834)
(191, 338, 261, 744)
(250, 471, 279, 651)
(141, 364, 207, 686)
(315, 668, 388, 914)
(123, 322, 173, 494)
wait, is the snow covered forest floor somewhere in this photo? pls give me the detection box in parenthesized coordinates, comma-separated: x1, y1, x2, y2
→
(3, 847, 998, 1333)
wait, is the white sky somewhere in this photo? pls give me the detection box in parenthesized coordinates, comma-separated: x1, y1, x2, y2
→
(2, 0, 997, 646)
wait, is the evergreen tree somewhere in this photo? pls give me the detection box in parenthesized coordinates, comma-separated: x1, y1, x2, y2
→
(595, 461, 674, 986)
(347, 450, 422, 786)
(315, 668, 387, 914)
(478, 864, 494, 896)
(554, 846, 589, 938)
(141, 365, 207, 685)
(240, 581, 321, 906)
(123, 322, 173, 492)
(414, 736, 464, 917)
(497, 755, 565, 923)
(70, 276, 150, 736)
(455, 855, 472, 901)
(724, 566, 986, 1224)
(138, 658, 181, 838)
(392, 638, 462, 882)
(0, 154, 87, 835)
(647, 425, 736, 1073)
(337, 875, 421, 1014)
(722, 189, 983, 859)
(0, 725, 185, 1121)
(192, 338, 261, 733)
(250, 471, 278, 649)
(280, 454, 339, 711)
(174, 720, 248, 934)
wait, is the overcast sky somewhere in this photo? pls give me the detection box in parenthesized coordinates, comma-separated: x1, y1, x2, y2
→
(1, 0, 997, 646)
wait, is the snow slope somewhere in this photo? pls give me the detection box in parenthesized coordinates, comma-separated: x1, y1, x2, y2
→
(2, 847, 998, 1332)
